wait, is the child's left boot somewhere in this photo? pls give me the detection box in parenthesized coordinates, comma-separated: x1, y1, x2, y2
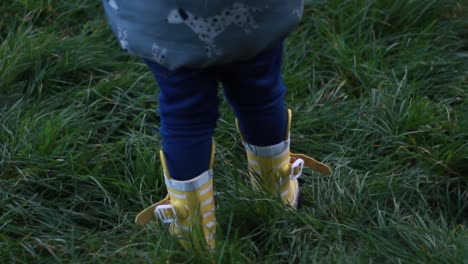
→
(134, 145, 217, 251)
(238, 109, 332, 208)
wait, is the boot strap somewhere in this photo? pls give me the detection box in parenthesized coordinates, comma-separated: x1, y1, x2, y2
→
(155, 204, 176, 223)
(290, 158, 305, 181)
(291, 153, 332, 176)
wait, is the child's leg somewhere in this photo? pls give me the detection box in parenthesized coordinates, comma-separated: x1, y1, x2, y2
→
(145, 60, 219, 181)
(219, 43, 331, 208)
(219, 42, 287, 146)
(219, 43, 296, 204)
(141, 60, 218, 249)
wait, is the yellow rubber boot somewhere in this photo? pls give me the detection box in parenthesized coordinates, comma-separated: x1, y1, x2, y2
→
(238, 109, 332, 208)
(135, 144, 217, 250)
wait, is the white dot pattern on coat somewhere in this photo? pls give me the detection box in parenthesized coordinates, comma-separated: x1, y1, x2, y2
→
(118, 26, 130, 52)
(152, 43, 168, 64)
(108, 0, 119, 12)
(167, 2, 262, 58)
(292, 0, 304, 19)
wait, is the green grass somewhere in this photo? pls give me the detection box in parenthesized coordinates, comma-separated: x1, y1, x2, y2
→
(1, 0, 467, 263)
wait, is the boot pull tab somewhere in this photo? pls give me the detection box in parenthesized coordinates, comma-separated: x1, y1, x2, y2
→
(135, 194, 172, 226)
(291, 153, 332, 176)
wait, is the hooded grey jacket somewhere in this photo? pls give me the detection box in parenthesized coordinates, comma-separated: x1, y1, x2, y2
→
(102, 0, 303, 70)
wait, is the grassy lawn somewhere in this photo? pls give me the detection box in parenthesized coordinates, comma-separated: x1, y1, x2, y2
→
(1, 0, 467, 263)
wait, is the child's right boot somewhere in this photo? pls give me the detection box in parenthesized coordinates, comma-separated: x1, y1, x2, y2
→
(134, 145, 217, 251)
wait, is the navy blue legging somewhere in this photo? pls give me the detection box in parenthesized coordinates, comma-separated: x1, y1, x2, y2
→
(145, 43, 287, 181)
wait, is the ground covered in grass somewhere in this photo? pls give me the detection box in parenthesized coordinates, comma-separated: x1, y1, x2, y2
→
(1, 0, 467, 263)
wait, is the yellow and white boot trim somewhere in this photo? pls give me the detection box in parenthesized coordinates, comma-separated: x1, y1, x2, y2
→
(239, 109, 332, 208)
(135, 144, 217, 250)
